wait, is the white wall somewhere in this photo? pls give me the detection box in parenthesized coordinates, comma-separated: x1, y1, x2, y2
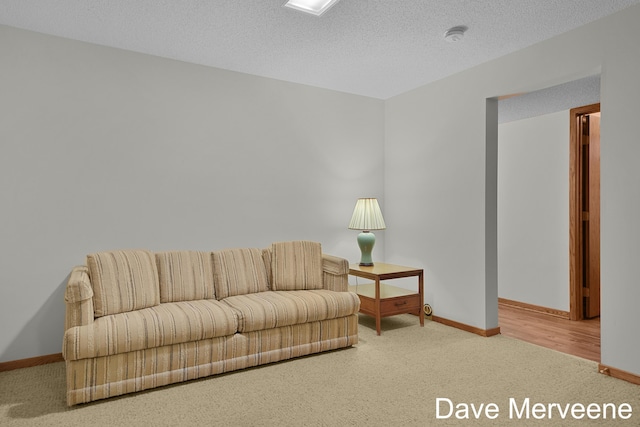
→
(599, 9, 640, 374)
(3, 4, 640, 379)
(498, 111, 569, 311)
(0, 25, 384, 362)
(384, 73, 499, 329)
(385, 4, 640, 375)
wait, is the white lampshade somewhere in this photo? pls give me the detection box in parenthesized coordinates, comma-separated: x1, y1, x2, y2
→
(348, 198, 386, 231)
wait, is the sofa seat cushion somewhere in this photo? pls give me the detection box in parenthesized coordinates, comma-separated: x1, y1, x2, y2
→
(63, 300, 238, 361)
(222, 290, 360, 333)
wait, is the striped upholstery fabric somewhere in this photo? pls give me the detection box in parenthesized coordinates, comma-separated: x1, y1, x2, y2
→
(321, 254, 350, 292)
(87, 250, 160, 317)
(65, 315, 358, 405)
(222, 290, 360, 333)
(64, 243, 358, 406)
(63, 300, 238, 361)
(156, 251, 215, 303)
(64, 266, 95, 330)
(262, 248, 272, 289)
(271, 241, 323, 291)
(321, 254, 349, 275)
(212, 248, 269, 299)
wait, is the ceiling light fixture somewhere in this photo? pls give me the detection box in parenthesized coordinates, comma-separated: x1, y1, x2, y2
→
(283, 0, 341, 16)
(444, 26, 468, 42)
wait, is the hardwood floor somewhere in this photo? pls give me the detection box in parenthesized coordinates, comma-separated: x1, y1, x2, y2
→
(498, 303, 601, 362)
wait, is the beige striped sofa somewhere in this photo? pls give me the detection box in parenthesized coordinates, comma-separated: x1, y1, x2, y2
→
(62, 241, 360, 406)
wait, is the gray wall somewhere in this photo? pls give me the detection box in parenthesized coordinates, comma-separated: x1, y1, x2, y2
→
(385, 4, 640, 376)
(3, 4, 640, 379)
(497, 111, 569, 311)
(599, 9, 640, 373)
(0, 25, 384, 362)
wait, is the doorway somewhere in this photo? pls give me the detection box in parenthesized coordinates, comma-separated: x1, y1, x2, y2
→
(569, 103, 601, 321)
(498, 98, 601, 362)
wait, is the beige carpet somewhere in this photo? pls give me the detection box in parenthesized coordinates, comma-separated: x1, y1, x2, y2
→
(1, 315, 638, 426)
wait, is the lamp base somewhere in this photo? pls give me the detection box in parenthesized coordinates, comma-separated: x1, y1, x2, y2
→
(357, 231, 376, 266)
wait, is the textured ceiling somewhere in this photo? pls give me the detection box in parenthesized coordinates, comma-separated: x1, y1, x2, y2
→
(1, 0, 639, 99)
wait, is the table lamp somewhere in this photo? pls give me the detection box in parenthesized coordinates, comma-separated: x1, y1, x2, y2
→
(348, 198, 386, 266)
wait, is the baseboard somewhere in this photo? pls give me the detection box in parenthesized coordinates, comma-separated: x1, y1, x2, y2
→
(4, 352, 638, 388)
(0, 353, 64, 372)
(598, 363, 640, 385)
(432, 315, 501, 337)
(5, 348, 637, 389)
(498, 297, 570, 319)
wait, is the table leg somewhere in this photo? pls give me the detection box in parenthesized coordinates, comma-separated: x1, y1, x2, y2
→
(375, 277, 381, 335)
(419, 271, 424, 327)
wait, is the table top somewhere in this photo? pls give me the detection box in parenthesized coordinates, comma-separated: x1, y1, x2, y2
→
(349, 262, 423, 279)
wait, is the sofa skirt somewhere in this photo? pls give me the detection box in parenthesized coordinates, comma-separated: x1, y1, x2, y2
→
(65, 314, 358, 406)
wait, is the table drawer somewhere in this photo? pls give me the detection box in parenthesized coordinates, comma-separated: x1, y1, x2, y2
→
(380, 294, 421, 315)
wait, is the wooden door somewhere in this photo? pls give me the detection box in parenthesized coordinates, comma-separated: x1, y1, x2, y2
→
(582, 113, 600, 318)
(569, 104, 601, 320)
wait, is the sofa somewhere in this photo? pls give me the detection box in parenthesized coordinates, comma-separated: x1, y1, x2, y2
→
(62, 241, 360, 406)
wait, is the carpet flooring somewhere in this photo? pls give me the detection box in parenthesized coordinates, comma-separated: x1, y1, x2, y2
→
(1, 315, 638, 426)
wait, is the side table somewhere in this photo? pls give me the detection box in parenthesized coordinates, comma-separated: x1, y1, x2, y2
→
(348, 263, 424, 335)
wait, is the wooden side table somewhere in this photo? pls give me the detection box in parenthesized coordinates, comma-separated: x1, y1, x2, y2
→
(348, 263, 424, 335)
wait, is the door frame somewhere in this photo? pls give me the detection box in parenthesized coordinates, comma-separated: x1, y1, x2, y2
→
(569, 103, 600, 321)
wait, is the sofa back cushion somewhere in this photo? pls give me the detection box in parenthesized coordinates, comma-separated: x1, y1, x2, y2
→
(271, 241, 323, 291)
(87, 250, 160, 317)
(262, 248, 272, 288)
(212, 248, 269, 299)
(156, 251, 215, 303)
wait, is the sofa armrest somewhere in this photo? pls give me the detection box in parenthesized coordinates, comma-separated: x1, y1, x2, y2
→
(322, 254, 350, 292)
(64, 265, 94, 330)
